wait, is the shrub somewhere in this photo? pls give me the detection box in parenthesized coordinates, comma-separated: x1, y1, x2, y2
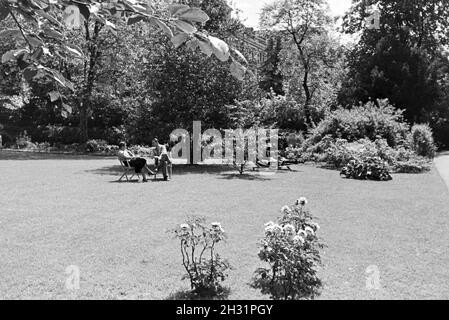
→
(14, 131, 37, 150)
(409, 124, 436, 159)
(340, 157, 392, 181)
(304, 135, 432, 174)
(252, 198, 324, 300)
(305, 99, 409, 148)
(172, 217, 231, 299)
(85, 139, 108, 153)
(128, 145, 154, 157)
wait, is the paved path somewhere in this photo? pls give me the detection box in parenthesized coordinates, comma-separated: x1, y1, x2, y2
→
(435, 151, 449, 191)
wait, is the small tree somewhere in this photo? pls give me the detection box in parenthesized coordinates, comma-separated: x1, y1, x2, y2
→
(172, 216, 231, 298)
(252, 197, 324, 300)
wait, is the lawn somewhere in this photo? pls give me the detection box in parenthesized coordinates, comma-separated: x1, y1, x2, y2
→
(1, 150, 448, 300)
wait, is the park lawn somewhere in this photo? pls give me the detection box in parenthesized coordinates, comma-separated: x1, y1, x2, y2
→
(0, 151, 449, 300)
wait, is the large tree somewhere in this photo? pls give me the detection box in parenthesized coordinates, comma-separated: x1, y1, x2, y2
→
(0, 0, 247, 142)
(260, 0, 336, 128)
(340, 0, 449, 124)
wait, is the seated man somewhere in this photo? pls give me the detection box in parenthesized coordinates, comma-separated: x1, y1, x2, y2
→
(117, 142, 154, 182)
(152, 138, 172, 181)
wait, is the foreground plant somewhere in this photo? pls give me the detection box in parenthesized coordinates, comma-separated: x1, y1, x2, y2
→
(172, 217, 231, 298)
(252, 198, 324, 300)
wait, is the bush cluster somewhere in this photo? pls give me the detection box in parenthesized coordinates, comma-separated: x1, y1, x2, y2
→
(340, 157, 393, 181)
(292, 100, 435, 175)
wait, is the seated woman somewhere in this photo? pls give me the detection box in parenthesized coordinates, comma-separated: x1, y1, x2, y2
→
(152, 138, 172, 181)
(117, 142, 154, 182)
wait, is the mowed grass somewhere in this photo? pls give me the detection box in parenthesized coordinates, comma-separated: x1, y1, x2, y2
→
(1, 151, 449, 300)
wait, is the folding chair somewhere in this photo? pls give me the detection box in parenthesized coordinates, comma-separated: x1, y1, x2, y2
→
(118, 159, 140, 182)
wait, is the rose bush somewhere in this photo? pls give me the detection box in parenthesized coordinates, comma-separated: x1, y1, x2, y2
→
(252, 198, 324, 300)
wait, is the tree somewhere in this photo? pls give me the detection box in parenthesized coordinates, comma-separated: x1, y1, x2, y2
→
(259, 35, 284, 96)
(0, 0, 247, 142)
(260, 0, 334, 128)
(340, 0, 449, 125)
(133, 0, 248, 142)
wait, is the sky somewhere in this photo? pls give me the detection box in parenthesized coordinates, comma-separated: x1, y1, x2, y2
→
(232, 0, 353, 28)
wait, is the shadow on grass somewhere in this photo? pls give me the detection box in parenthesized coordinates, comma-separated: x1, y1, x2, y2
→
(165, 287, 231, 301)
(87, 164, 242, 177)
(217, 173, 273, 181)
(86, 164, 302, 182)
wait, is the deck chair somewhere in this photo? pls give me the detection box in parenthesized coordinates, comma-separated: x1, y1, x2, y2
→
(118, 159, 140, 182)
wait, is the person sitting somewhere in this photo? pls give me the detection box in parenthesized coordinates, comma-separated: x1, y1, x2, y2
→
(117, 142, 154, 182)
(152, 138, 172, 181)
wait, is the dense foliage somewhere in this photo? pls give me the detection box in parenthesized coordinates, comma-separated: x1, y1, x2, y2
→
(340, 157, 392, 181)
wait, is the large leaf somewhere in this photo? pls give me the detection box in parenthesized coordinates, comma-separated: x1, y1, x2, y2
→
(230, 60, 247, 81)
(209, 36, 230, 62)
(127, 15, 145, 25)
(169, 4, 190, 16)
(1, 49, 28, 64)
(62, 103, 72, 114)
(0, 29, 21, 39)
(26, 35, 44, 47)
(179, 8, 210, 24)
(173, 20, 197, 34)
(23, 68, 38, 82)
(186, 38, 200, 52)
(197, 38, 213, 57)
(231, 48, 248, 65)
(37, 10, 61, 27)
(49, 91, 60, 102)
(0, 3, 9, 21)
(41, 27, 64, 40)
(171, 33, 190, 49)
(149, 17, 173, 38)
(65, 44, 83, 58)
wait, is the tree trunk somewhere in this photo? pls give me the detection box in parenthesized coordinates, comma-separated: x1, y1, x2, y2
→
(78, 21, 102, 143)
(79, 103, 89, 143)
(302, 69, 312, 128)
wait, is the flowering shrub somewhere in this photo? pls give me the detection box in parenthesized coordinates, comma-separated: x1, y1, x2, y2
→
(340, 157, 392, 181)
(14, 131, 37, 150)
(129, 145, 154, 157)
(305, 99, 410, 148)
(252, 198, 324, 300)
(172, 217, 231, 298)
(303, 135, 431, 174)
(85, 139, 108, 153)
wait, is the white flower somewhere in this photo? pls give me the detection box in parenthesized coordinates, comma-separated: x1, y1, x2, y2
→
(283, 224, 296, 236)
(298, 230, 307, 238)
(293, 235, 305, 245)
(264, 225, 275, 235)
(295, 197, 308, 206)
(305, 226, 315, 235)
(272, 224, 283, 235)
(211, 222, 224, 233)
(264, 221, 275, 227)
(310, 222, 320, 232)
(280, 205, 292, 214)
